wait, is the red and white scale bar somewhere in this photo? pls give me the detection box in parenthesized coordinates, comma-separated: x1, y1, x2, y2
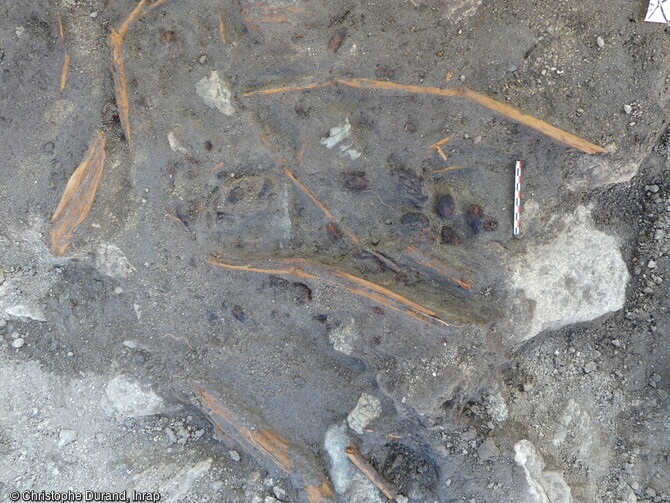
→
(513, 161, 522, 236)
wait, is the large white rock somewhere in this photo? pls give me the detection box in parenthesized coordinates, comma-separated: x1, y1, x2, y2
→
(102, 375, 164, 418)
(514, 439, 572, 503)
(511, 206, 628, 342)
(324, 423, 384, 503)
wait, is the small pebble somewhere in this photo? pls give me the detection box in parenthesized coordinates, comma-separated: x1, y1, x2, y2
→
(57, 429, 78, 447)
(198, 54, 208, 64)
(649, 184, 659, 193)
(648, 260, 657, 269)
(229, 449, 241, 462)
(12, 338, 24, 349)
(90, 11, 98, 18)
(623, 104, 632, 114)
(0, 319, 7, 328)
(583, 362, 597, 374)
(596, 36, 605, 48)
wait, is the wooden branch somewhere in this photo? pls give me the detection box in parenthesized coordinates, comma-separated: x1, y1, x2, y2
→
(56, 11, 65, 43)
(345, 444, 395, 500)
(208, 253, 453, 326)
(59, 53, 70, 92)
(218, 11, 228, 44)
(243, 78, 607, 154)
(432, 165, 465, 175)
(454, 86, 607, 154)
(49, 131, 106, 256)
(282, 167, 334, 220)
(404, 246, 473, 289)
(193, 385, 336, 503)
(108, 0, 170, 146)
(108, 32, 132, 144)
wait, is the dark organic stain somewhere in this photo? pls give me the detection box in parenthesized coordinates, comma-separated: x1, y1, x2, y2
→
(232, 305, 246, 322)
(161, 31, 176, 43)
(483, 219, 498, 231)
(467, 205, 483, 234)
(392, 169, 427, 208)
(435, 194, 455, 219)
(399, 213, 429, 233)
(327, 222, 343, 240)
(343, 171, 368, 192)
(328, 27, 348, 52)
(441, 226, 461, 245)
(227, 186, 244, 203)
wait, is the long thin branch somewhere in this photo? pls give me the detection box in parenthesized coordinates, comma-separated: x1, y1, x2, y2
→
(244, 78, 606, 154)
(208, 254, 452, 326)
(345, 444, 395, 500)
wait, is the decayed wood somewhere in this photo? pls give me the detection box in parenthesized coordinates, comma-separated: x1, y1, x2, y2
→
(282, 167, 334, 220)
(218, 11, 228, 43)
(453, 86, 608, 154)
(108, 0, 169, 146)
(244, 78, 607, 154)
(432, 165, 465, 175)
(59, 53, 70, 92)
(345, 444, 395, 500)
(193, 384, 336, 503)
(56, 11, 65, 43)
(208, 253, 452, 326)
(49, 131, 106, 256)
(109, 31, 132, 144)
(405, 246, 474, 289)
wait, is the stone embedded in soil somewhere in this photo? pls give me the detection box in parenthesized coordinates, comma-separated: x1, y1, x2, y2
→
(511, 206, 628, 342)
(347, 393, 382, 434)
(324, 422, 384, 503)
(57, 429, 78, 447)
(514, 439, 573, 503)
(5, 304, 46, 322)
(102, 375, 165, 418)
(195, 71, 235, 116)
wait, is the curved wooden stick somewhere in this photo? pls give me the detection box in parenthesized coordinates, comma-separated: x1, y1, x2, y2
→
(208, 254, 453, 326)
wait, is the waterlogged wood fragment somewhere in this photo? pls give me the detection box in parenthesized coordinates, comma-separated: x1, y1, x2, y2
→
(345, 444, 396, 500)
(193, 385, 336, 503)
(282, 167, 334, 220)
(405, 246, 474, 289)
(108, 0, 168, 146)
(56, 11, 65, 43)
(49, 131, 106, 256)
(109, 32, 132, 144)
(218, 12, 228, 43)
(59, 53, 70, 92)
(244, 78, 607, 154)
(328, 27, 347, 52)
(208, 254, 452, 326)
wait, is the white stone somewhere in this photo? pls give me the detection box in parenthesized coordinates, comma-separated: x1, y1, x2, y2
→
(95, 243, 135, 279)
(6, 305, 46, 322)
(11, 338, 24, 349)
(324, 423, 384, 503)
(511, 206, 628, 342)
(102, 375, 164, 418)
(514, 439, 572, 503)
(167, 132, 189, 153)
(196, 71, 235, 116)
(57, 429, 78, 447)
(347, 393, 382, 434)
(329, 319, 358, 355)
